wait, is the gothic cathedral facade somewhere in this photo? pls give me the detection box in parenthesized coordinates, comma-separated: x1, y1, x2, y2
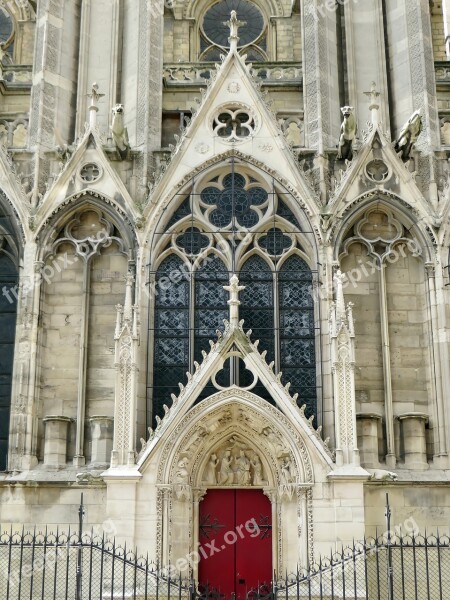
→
(1, 0, 450, 576)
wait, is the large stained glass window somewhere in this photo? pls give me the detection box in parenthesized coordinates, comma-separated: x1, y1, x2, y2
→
(148, 165, 320, 426)
(0, 199, 19, 470)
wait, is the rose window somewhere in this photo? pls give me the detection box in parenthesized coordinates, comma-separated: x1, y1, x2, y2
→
(200, 172, 268, 229)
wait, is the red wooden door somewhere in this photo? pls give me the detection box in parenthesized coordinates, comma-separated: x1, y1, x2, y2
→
(198, 489, 272, 600)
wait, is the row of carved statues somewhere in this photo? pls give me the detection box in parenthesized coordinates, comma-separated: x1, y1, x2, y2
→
(174, 448, 295, 487)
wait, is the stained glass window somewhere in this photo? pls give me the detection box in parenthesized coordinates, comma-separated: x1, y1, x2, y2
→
(152, 255, 190, 425)
(200, 0, 267, 61)
(279, 256, 316, 418)
(0, 203, 19, 471)
(150, 167, 319, 425)
(195, 256, 230, 397)
(202, 0, 264, 48)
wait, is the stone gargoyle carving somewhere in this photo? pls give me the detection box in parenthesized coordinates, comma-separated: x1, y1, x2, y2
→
(394, 110, 423, 161)
(337, 106, 357, 161)
(368, 469, 398, 481)
(111, 104, 130, 160)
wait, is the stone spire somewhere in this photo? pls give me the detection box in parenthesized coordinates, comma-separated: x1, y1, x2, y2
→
(224, 274, 245, 327)
(330, 270, 358, 468)
(224, 10, 246, 52)
(333, 270, 347, 324)
(87, 82, 105, 128)
(363, 81, 381, 127)
(123, 272, 134, 323)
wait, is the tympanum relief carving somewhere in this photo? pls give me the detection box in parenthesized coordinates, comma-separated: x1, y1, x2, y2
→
(201, 442, 269, 487)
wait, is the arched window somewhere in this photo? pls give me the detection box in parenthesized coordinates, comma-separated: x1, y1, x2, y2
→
(0, 200, 20, 471)
(148, 164, 320, 426)
(0, 6, 15, 58)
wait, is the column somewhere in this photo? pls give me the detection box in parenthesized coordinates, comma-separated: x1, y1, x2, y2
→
(399, 413, 429, 470)
(356, 413, 382, 468)
(43, 416, 72, 467)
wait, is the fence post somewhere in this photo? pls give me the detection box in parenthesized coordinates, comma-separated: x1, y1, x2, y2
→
(75, 493, 85, 600)
(385, 493, 394, 600)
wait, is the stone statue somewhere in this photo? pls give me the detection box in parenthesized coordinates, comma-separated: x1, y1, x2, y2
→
(369, 469, 398, 481)
(235, 450, 251, 485)
(280, 457, 293, 485)
(394, 110, 423, 161)
(175, 458, 189, 484)
(204, 454, 219, 485)
(219, 451, 234, 484)
(285, 121, 302, 147)
(337, 106, 357, 161)
(251, 454, 264, 486)
(262, 427, 288, 458)
(111, 104, 130, 160)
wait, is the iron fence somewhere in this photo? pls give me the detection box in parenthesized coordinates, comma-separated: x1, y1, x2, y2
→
(1, 527, 450, 599)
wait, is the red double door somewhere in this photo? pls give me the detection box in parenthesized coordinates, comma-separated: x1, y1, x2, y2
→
(198, 489, 272, 600)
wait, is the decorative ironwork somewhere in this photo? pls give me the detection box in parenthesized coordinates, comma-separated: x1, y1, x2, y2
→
(247, 514, 272, 540)
(2, 524, 450, 599)
(199, 513, 226, 540)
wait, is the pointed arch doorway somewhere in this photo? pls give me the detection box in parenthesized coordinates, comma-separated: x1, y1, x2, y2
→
(198, 489, 272, 600)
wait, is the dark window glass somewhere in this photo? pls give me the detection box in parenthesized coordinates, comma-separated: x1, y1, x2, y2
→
(195, 256, 229, 398)
(0, 251, 18, 471)
(279, 256, 316, 419)
(152, 255, 189, 426)
(202, 0, 264, 48)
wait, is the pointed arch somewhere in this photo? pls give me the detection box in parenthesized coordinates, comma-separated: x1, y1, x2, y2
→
(146, 159, 323, 425)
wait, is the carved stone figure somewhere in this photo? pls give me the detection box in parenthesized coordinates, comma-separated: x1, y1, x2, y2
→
(219, 451, 234, 484)
(280, 457, 293, 485)
(235, 450, 251, 485)
(262, 427, 288, 458)
(394, 110, 423, 161)
(251, 454, 264, 486)
(111, 104, 130, 160)
(369, 469, 398, 481)
(204, 453, 219, 485)
(175, 458, 189, 484)
(337, 106, 357, 161)
(285, 121, 302, 147)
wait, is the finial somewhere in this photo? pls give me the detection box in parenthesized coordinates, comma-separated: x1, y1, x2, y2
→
(363, 81, 381, 126)
(223, 274, 245, 327)
(87, 82, 105, 128)
(333, 270, 346, 323)
(224, 10, 246, 52)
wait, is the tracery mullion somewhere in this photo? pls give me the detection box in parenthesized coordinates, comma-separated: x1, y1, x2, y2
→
(274, 267, 280, 373)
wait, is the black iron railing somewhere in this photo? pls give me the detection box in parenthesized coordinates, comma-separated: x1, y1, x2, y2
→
(1, 527, 450, 599)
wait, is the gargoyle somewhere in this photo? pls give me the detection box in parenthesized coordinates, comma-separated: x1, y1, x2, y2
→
(337, 106, 357, 161)
(394, 110, 423, 161)
(111, 104, 130, 160)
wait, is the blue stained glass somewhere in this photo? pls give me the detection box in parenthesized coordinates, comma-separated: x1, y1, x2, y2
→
(176, 227, 209, 255)
(203, 173, 266, 228)
(248, 187, 268, 205)
(201, 187, 221, 205)
(223, 173, 246, 189)
(259, 228, 292, 255)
